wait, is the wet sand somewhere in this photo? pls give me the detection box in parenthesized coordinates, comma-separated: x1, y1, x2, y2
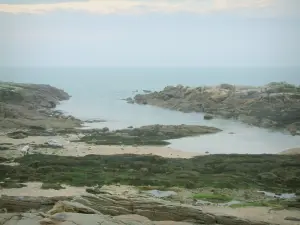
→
(0, 134, 202, 159)
(0, 182, 87, 197)
(203, 206, 300, 225)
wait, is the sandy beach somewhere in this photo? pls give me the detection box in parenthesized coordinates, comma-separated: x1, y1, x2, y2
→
(0, 134, 203, 159)
(0, 182, 87, 197)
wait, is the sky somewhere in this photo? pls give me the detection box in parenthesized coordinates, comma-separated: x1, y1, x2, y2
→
(0, 0, 300, 67)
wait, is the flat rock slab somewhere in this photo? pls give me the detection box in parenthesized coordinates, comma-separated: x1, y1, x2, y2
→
(1, 213, 195, 225)
(0, 195, 287, 225)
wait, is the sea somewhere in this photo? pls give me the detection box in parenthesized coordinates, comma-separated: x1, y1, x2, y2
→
(1, 67, 300, 154)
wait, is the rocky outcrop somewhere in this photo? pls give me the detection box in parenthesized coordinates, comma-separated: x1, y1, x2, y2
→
(78, 124, 222, 145)
(0, 212, 193, 225)
(0, 82, 70, 110)
(0, 195, 278, 225)
(0, 195, 71, 212)
(131, 82, 300, 134)
(0, 82, 81, 130)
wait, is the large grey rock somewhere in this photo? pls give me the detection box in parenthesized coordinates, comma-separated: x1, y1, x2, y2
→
(0, 195, 279, 225)
(130, 82, 300, 134)
(0, 213, 194, 225)
(0, 195, 71, 212)
(72, 195, 276, 225)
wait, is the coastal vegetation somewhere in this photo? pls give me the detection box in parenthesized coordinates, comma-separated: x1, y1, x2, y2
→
(1, 154, 299, 193)
(74, 124, 221, 146)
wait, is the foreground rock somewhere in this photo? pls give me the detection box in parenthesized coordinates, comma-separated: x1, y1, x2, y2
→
(77, 124, 222, 145)
(0, 82, 81, 131)
(131, 82, 300, 134)
(0, 194, 282, 225)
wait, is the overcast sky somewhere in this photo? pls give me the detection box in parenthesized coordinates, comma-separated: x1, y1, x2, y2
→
(0, 0, 299, 67)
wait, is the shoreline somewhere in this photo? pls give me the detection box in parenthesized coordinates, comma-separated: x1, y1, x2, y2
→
(1, 81, 300, 225)
(128, 82, 300, 136)
(0, 134, 202, 159)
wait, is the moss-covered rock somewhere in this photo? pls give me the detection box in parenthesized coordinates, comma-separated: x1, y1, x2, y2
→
(0, 181, 27, 189)
(7, 131, 28, 139)
(41, 183, 65, 190)
(76, 124, 221, 146)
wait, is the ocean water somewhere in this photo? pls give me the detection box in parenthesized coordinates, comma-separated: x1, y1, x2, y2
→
(1, 67, 300, 154)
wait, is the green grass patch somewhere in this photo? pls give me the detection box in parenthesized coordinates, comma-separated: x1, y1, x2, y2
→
(193, 193, 232, 203)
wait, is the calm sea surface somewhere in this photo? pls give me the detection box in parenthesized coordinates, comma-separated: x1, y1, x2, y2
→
(1, 67, 300, 154)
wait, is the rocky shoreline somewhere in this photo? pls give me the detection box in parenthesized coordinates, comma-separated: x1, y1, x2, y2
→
(1, 183, 300, 225)
(128, 82, 300, 135)
(1, 81, 300, 225)
(0, 81, 81, 131)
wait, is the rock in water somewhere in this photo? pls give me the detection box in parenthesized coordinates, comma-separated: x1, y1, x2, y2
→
(204, 114, 213, 120)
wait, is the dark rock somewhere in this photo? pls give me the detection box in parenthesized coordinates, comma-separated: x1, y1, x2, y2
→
(77, 124, 221, 146)
(86, 187, 103, 194)
(125, 97, 134, 104)
(85, 119, 106, 123)
(219, 83, 235, 90)
(41, 183, 65, 190)
(7, 131, 28, 139)
(102, 127, 109, 132)
(0, 181, 27, 189)
(204, 114, 213, 120)
(285, 217, 300, 221)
